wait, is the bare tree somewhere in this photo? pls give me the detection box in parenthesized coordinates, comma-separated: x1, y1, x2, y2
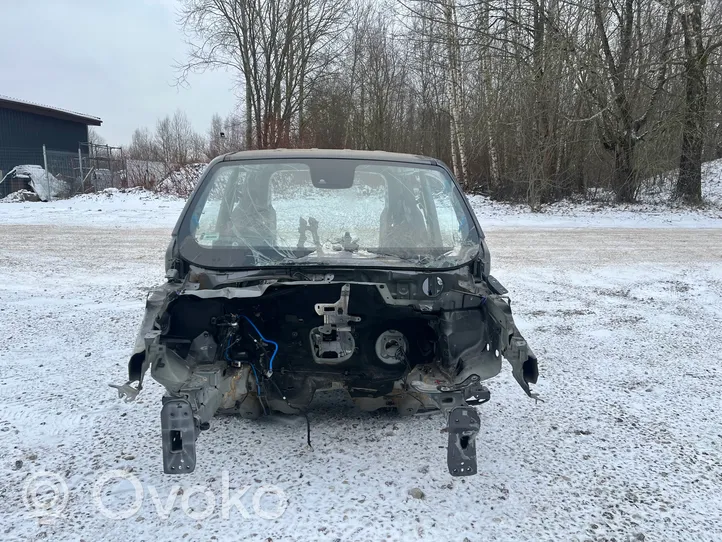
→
(88, 127, 106, 146)
(207, 112, 245, 158)
(128, 110, 205, 169)
(585, 0, 677, 202)
(153, 110, 206, 166)
(160, 0, 722, 205)
(127, 127, 157, 161)
(178, 0, 349, 149)
(675, 0, 722, 203)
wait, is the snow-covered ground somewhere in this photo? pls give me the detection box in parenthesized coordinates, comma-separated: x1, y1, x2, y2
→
(468, 158, 722, 229)
(1, 184, 721, 231)
(1, 187, 722, 540)
(469, 194, 722, 229)
(3, 156, 722, 230)
(0, 188, 185, 229)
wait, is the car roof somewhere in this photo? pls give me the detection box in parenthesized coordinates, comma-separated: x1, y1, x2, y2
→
(222, 148, 437, 165)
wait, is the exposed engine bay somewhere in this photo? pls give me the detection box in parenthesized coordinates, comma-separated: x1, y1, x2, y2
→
(112, 149, 540, 476)
(114, 267, 538, 476)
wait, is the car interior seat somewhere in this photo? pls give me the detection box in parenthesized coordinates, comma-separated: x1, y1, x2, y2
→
(379, 175, 430, 250)
(228, 171, 277, 248)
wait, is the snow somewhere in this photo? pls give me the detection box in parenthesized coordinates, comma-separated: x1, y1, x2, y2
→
(1, 164, 722, 541)
(0, 189, 39, 203)
(468, 157, 722, 230)
(467, 158, 722, 229)
(701, 158, 722, 205)
(1, 158, 721, 230)
(469, 193, 722, 229)
(1, 184, 721, 231)
(0, 188, 185, 229)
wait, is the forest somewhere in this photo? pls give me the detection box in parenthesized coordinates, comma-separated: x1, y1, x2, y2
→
(125, 0, 722, 206)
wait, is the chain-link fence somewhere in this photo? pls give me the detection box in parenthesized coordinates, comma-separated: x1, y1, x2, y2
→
(78, 143, 126, 193)
(0, 147, 46, 198)
(1, 146, 88, 198)
(126, 159, 169, 189)
(1, 143, 175, 200)
(45, 149, 85, 195)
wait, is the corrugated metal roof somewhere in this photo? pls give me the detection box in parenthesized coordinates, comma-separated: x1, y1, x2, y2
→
(0, 95, 102, 126)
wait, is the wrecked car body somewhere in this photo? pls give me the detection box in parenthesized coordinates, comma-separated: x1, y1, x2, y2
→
(113, 149, 538, 476)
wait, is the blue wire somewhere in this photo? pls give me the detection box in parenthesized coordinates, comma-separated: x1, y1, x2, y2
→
(239, 315, 279, 375)
(224, 335, 234, 362)
(248, 363, 262, 396)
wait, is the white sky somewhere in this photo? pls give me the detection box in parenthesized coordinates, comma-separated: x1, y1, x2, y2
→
(1, 0, 238, 145)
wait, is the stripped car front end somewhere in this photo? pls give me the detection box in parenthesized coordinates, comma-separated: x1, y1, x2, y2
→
(113, 150, 538, 476)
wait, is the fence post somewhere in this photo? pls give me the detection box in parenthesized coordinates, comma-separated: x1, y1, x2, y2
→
(78, 146, 84, 194)
(43, 144, 50, 202)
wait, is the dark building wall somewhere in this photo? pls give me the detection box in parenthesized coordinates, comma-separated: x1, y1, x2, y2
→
(0, 106, 88, 152)
(0, 106, 89, 195)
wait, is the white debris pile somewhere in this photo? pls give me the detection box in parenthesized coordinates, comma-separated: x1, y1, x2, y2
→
(71, 186, 181, 203)
(155, 163, 207, 197)
(0, 189, 39, 202)
(0, 164, 69, 201)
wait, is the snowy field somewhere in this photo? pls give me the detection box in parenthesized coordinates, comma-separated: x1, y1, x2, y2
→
(1, 184, 721, 231)
(1, 188, 722, 541)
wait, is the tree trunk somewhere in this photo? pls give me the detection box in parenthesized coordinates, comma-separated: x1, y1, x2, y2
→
(614, 136, 637, 203)
(676, 58, 707, 203)
(675, 0, 709, 204)
(531, 0, 548, 208)
(443, 0, 468, 186)
(591, 0, 675, 203)
(448, 95, 461, 181)
(298, 74, 305, 147)
(477, 5, 498, 188)
(245, 80, 253, 149)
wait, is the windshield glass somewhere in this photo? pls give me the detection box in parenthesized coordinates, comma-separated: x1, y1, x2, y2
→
(178, 158, 480, 269)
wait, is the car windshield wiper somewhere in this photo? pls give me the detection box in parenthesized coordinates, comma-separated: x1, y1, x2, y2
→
(369, 251, 435, 264)
(274, 243, 480, 266)
(276, 250, 431, 266)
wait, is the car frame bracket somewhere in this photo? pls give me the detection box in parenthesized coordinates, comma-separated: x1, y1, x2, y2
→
(447, 406, 480, 476)
(160, 398, 198, 474)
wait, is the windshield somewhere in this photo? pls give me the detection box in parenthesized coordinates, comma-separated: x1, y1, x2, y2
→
(177, 158, 480, 269)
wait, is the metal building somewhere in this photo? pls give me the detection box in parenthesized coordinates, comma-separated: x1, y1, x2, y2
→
(0, 95, 102, 197)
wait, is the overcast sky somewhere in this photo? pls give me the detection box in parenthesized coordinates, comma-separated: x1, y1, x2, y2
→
(1, 0, 237, 145)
